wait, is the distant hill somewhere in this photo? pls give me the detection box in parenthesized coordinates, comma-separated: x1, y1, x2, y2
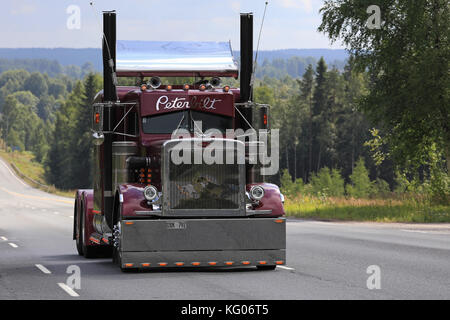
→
(0, 48, 348, 79)
(0, 48, 102, 70)
(234, 48, 348, 64)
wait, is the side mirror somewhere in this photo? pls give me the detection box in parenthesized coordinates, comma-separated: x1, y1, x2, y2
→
(92, 103, 105, 145)
(92, 132, 104, 146)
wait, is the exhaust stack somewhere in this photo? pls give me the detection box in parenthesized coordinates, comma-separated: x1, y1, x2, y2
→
(101, 10, 116, 228)
(240, 12, 253, 106)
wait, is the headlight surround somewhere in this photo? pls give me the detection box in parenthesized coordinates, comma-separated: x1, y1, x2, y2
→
(143, 185, 158, 202)
(249, 185, 265, 201)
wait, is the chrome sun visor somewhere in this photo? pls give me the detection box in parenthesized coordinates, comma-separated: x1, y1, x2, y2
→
(116, 40, 238, 78)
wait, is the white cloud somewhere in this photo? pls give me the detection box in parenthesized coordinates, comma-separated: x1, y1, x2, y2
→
(277, 0, 313, 13)
(11, 3, 37, 15)
(231, 1, 241, 13)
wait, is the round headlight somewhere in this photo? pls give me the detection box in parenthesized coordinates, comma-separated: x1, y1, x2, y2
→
(143, 185, 158, 201)
(250, 185, 265, 200)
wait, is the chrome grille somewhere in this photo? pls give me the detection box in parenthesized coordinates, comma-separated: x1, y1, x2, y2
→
(169, 162, 240, 209)
(162, 139, 245, 216)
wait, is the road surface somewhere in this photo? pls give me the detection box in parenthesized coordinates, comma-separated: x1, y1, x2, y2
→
(0, 157, 449, 300)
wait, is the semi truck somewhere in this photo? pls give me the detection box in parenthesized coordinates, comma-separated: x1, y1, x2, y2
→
(73, 10, 286, 271)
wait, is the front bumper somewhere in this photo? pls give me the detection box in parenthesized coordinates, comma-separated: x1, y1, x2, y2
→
(119, 217, 286, 269)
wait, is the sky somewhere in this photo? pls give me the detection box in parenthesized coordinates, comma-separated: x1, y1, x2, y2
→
(0, 0, 344, 50)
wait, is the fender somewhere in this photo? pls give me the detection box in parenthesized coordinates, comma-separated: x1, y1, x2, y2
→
(73, 189, 91, 240)
(116, 184, 152, 219)
(75, 189, 98, 246)
(246, 183, 285, 217)
(115, 183, 285, 218)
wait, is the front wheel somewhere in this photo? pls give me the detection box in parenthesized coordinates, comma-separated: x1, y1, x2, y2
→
(257, 265, 276, 271)
(79, 200, 110, 258)
(75, 202, 84, 256)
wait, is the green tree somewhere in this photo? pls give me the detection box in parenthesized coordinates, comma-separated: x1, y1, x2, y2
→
(312, 57, 329, 171)
(71, 73, 102, 188)
(347, 158, 372, 198)
(24, 72, 48, 97)
(319, 0, 450, 173)
(46, 81, 85, 189)
(309, 167, 345, 197)
(299, 64, 315, 178)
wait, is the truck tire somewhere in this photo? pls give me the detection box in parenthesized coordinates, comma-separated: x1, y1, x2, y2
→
(75, 202, 83, 256)
(79, 201, 108, 259)
(257, 265, 276, 271)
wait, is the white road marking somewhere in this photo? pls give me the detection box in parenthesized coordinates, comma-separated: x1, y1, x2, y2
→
(401, 229, 449, 235)
(58, 283, 79, 297)
(35, 264, 51, 274)
(1, 236, 7, 241)
(277, 265, 295, 271)
(8, 243, 18, 248)
(401, 229, 429, 234)
(0, 158, 28, 187)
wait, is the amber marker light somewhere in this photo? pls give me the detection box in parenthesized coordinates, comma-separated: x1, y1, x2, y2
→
(208, 262, 217, 266)
(166, 84, 172, 91)
(124, 263, 134, 268)
(183, 84, 190, 91)
(125, 221, 134, 225)
(242, 261, 251, 265)
(175, 262, 185, 266)
(95, 112, 100, 123)
(199, 84, 206, 91)
(191, 262, 201, 266)
(275, 261, 284, 265)
(140, 84, 147, 91)
(158, 262, 168, 266)
(274, 219, 285, 223)
(258, 261, 267, 265)
(141, 263, 151, 267)
(225, 261, 234, 266)
(223, 85, 230, 92)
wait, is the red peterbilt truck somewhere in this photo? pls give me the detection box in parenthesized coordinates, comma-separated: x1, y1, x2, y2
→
(73, 11, 286, 271)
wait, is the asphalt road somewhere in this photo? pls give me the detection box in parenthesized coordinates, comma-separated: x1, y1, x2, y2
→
(0, 158, 449, 300)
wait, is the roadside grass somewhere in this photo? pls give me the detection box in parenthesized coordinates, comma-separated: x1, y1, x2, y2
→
(285, 195, 450, 223)
(0, 150, 75, 198)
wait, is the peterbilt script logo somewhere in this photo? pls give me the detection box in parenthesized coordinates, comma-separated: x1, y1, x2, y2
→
(156, 95, 221, 111)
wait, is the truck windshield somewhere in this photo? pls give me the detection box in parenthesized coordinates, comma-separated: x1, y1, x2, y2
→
(142, 111, 232, 134)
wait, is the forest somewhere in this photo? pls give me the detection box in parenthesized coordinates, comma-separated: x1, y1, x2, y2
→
(0, 0, 448, 222)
